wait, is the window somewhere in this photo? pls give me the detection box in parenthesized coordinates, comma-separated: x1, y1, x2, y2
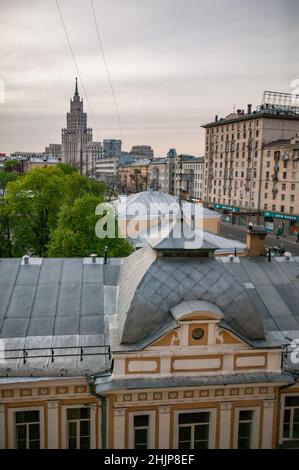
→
(281, 206, 285, 213)
(133, 415, 150, 449)
(291, 183, 295, 190)
(291, 195, 295, 202)
(15, 410, 40, 449)
(67, 408, 90, 449)
(283, 396, 299, 442)
(237, 410, 254, 449)
(281, 194, 285, 201)
(283, 172, 287, 179)
(178, 412, 210, 449)
(282, 183, 286, 191)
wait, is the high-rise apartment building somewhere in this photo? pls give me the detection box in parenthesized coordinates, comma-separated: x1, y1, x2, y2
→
(202, 91, 299, 219)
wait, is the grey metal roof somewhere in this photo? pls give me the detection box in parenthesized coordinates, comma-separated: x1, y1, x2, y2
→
(128, 219, 245, 252)
(0, 257, 122, 376)
(117, 247, 299, 348)
(2, 247, 299, 377)
(95, 372, 295, 393)
(116, 191, 221, 219)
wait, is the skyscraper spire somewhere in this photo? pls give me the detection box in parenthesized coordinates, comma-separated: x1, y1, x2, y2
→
(75, 77, 78, 96)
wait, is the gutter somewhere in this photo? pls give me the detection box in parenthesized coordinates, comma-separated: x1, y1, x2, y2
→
(88, 376, 108, 449)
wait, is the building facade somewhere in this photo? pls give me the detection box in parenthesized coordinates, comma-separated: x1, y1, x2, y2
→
(174, 155, 204, 202)
(44, 144, 62, 160)
(260, 136, 299, 237)
(118, 160, 150, 193)
(95, 156, 119, 185)
(102, 139, 122, 159)
(22, 157, 60, 173)
(202, 92, 299, 221)
(130, 145, 154, 161)
(1, 232, 299, 449)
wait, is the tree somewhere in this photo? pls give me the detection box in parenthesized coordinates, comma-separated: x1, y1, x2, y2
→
(47, 194, 134, 257)
(3, 160, 22, 173)
(0, 171, 19, 191)
(5, 166, 68, 256)
(0, 201, 13, 257)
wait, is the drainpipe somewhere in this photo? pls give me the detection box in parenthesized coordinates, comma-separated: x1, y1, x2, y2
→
(88, 377, 107, 449)
(275, 379, 296, 448)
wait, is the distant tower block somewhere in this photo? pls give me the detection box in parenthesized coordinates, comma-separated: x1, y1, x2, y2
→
(61, 78, 93, 174)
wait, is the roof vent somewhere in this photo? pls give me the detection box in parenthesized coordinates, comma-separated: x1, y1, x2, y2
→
(23, 255, 30, 265)
(90, 253, 97, 264)
(284, 252, 292, 261)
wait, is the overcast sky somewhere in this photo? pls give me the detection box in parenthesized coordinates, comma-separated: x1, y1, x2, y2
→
(0, 0, 298, 156)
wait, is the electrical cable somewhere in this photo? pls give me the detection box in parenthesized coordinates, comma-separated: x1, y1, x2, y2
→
(91, 0, 123, 142)
(55, 0, 100, 136)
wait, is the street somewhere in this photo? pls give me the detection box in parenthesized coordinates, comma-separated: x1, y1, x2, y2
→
(219, 221, 299, 256)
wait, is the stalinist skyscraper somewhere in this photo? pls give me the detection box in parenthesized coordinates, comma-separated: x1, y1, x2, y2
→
(61, 78, 93, 174)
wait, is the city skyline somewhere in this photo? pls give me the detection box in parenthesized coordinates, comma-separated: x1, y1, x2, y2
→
(0, 0, 298, 155)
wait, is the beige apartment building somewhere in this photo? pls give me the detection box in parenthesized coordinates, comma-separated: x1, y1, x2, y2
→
(260, 136, 299, 237)
(148, 157, 176, 195)
(175, 155, 204, 202)
(202, 92, 299, 233)
(148, 155, 204, 201)
(118, 160, 150, 193)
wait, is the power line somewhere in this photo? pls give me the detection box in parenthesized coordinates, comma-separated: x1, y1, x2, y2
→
(91, 0, 123, 142)
(55, 0, 100, 137)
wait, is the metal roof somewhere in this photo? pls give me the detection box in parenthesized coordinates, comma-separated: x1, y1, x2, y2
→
(117, 247, 299, 349)
(2, 247, 299, 376)
(95, 372, 295, 393)
(128, 219, 245, 251)
(0, 257, 122, 376)
(116, 191, 221, 219)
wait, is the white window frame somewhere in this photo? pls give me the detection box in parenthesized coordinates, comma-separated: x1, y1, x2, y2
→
(233, 407, 260, 449)
(61, 404, 96, 449)
(8, 407, 45, 450)
(128, 410, 156, 449)
(174, 409, 217, 449)
(279, 394, 299, 444)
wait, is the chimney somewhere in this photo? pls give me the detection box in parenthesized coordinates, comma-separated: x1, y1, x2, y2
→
(90, 253, 97, 264)
(246, 225, 267, 257)
(247, 104, 252, 114)
(23, 255, 30, 265)
(215, 115, 218, 122)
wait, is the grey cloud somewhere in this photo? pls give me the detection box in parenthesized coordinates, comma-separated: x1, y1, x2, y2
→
(0, 0, 298, 155)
